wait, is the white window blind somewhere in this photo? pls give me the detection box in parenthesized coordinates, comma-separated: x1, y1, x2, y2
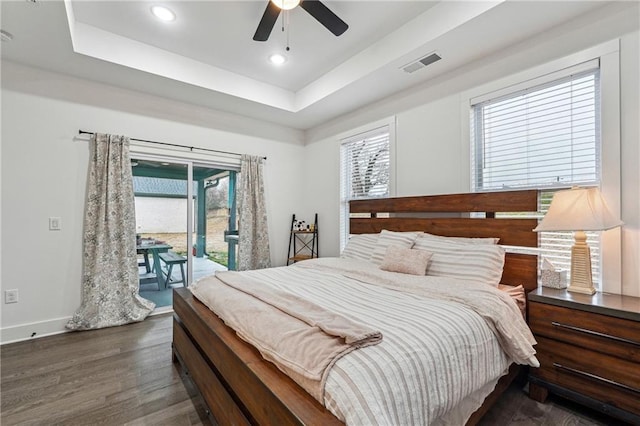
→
(470, 64, 601, 285)
(341, 127, 390, 198)
(472, 68, 600, 191)
(340, 125, 390, 248)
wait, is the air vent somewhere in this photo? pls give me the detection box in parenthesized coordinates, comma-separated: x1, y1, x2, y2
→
(401, 53, 442, 74)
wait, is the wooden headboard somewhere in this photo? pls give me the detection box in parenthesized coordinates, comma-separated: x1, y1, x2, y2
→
(349, 190, 539, 292)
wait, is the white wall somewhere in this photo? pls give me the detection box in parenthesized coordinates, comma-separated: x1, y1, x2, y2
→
(300, 136, 342, 258)
(619, 32, 640, 297)
(303, 4, 640, 296)
(1, 65, 306, 342)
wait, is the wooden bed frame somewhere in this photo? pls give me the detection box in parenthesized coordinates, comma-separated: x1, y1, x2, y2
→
(172, 190, 539, 425)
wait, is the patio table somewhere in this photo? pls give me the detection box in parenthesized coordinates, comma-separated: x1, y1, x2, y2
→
(137, 243, 172, 289)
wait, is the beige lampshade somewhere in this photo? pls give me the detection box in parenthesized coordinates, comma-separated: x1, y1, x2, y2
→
(534, 187, 623, 232)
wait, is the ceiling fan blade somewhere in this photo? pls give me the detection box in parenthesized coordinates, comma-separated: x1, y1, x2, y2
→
(300, 0, 348, 36)
(253, 2, 281, 41)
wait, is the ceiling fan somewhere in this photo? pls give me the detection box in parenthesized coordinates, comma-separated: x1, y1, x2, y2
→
(253, 0, 348, 42)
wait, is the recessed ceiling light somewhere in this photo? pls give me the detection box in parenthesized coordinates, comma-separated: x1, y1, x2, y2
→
(269, 54, 287, 65)
(151, 6, 176, 22)
(271, 0, 300, 11)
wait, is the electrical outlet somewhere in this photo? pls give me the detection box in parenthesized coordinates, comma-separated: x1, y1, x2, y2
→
(4, 289, 18, 304)
(49, 217, 62, 230)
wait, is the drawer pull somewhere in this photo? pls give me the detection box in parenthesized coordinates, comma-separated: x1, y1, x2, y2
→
(551, 322, 640, 347)
(553, 363, 640, 394)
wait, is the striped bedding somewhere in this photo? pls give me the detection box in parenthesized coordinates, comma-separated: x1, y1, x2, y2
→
(412, 236, 506, 287)
(190, 257, 537, 425)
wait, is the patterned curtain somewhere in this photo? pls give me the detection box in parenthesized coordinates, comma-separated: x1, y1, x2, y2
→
(237, 154, 271, 270)
(67, 133, 154, 330)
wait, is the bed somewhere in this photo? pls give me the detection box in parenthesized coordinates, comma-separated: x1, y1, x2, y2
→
(172, 190, 540, 425)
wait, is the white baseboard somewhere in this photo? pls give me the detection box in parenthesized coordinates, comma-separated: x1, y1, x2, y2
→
(1, 308, 173, 345)
(1, 316, 72, 345)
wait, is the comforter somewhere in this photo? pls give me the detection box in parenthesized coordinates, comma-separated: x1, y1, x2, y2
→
(189, 257, 538, 425)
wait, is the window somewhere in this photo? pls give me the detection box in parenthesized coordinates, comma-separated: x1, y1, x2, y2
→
(471, 63, 601, 283)
(340, 125, 391, 248)
(472, 67, 600, 191)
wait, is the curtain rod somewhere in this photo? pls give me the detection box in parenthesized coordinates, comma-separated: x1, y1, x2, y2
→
(78, 130, 266, 160)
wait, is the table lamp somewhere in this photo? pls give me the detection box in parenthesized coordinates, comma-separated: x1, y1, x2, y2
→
(533, 187, 623, 295)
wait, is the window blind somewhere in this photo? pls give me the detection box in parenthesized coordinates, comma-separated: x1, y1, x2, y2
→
(340, 125, 390, 248)
(470, 65, 601, 284)
(341, 127, 390, 199)
(472, 68, 600, 191)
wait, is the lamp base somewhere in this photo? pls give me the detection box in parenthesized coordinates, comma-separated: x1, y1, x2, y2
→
(567, 285, 596, 295)
(567, 230, 596, 295)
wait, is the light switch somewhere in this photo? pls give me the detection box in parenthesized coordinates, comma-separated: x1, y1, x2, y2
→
(49, 217, 62, 230)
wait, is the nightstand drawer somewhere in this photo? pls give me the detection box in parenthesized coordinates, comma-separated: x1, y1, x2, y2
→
(529, 301, 640, 363)
(533, 336, 640, 415)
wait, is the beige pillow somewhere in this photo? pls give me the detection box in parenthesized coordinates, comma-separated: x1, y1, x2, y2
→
(370, 230, 420, 265)
(341, 233, 379, 261)
(413, 234, 505, 287)
(379, 245, 433, 276)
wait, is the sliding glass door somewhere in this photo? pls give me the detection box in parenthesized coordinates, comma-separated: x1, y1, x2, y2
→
(131, 155, 237, 309)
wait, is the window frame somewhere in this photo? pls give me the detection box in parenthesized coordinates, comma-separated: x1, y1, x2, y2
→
(471, 65, 603, 284)
(460, 39, 621, 292)
(338, 117, 396, 250)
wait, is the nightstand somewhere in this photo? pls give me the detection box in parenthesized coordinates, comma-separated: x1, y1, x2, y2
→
(527, 287, 640, 424)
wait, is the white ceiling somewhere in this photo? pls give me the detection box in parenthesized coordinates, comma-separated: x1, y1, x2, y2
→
(1, 1, 611, 131)
(71, 1, 437, 92)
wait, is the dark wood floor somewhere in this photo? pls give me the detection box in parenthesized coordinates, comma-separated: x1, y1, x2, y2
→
(1, 313, 209, 425)
(1, 314, 626, 425)
(478, 379, 625, 426)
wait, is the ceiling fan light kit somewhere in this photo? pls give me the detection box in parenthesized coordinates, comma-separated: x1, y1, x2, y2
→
(271, 0, 301, 11)
(253, 0, 348, 42)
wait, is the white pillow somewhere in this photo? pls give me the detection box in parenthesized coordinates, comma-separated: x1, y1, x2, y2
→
(421, 232, 499, 245)
(379, 245, 433, 276)
(341, 234, 379, 261)
(413, 234, 505, 287)
(370, 230, 420, 265)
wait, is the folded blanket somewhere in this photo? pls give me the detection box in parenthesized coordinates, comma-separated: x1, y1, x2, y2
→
(189, 270, 382, 401)
(217, 271, 382, 346)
